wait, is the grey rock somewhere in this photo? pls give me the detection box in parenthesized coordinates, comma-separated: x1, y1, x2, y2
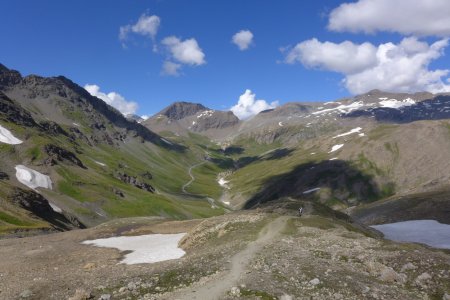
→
(309, 278, 320, 286)
(19, 290, 33, 298)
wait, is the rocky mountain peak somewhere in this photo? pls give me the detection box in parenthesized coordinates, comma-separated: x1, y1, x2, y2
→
(158, 101, 208, 120)
(0, 63, 22, 89)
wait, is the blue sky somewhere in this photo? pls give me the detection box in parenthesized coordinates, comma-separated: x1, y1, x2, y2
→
(1, 0, 449, 118)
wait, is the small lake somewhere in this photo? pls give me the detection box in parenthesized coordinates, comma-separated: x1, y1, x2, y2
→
(371, 220, 450, 249)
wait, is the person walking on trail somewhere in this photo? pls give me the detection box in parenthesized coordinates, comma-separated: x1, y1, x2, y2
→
(299, 207, 303, 216)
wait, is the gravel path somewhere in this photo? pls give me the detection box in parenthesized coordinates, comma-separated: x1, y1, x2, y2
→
(170, 216, 289, 300)
(181, 162, 206, 194)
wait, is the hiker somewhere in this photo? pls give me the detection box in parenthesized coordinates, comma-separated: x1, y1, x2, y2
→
(299, 207, 303, 216)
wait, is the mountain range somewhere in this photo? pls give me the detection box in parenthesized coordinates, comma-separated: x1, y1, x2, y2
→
(1, 64, 450, 299)
(1, 63, 450, 236)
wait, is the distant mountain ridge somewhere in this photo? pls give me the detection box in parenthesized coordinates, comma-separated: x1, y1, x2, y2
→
(143, 101, 240, 138)
(2, 62, 450, 241)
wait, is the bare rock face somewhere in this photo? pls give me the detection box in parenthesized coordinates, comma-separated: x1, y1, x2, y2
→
(0, 64, 22, 88)
(0, 91, 37, 127)
(114, 172, 155, 193)
(191, 110, 239, 132)
(158, 102, 207, 120)
(9, 188, 85, 230)
(40, 121, 69, 136)
(0, 64, 163, 147)
(0, 171, 9, 180)
(44, 144, 86, 168)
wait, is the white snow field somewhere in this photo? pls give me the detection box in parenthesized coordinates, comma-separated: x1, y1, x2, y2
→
(15, 165, 52, 190)
(329, 144, 344, 153)
(379, 98, 415, 109)
(313, 101, 364, 115)
(372, 220, 450, 249)
(333, 127, 362, 138)
(82, 233, 187, 264)
(218, 178, 229, 187)
(0, 124, 23, 144)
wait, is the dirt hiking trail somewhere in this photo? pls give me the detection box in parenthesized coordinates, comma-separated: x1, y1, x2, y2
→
(172, 216, 290, 300)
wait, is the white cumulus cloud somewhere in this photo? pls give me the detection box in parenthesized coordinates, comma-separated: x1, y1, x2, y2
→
(231, 89, 279, 120)
(232, 30, 254, 50)
(161, 61, 182, 76)
(285, 37, 450, 94)
(162, 36, 206, 66)
(84, 84, 138, 116)
(119, 13, 161, 41)
(285, 38, 377, 74)
(328, 0, 450, 37)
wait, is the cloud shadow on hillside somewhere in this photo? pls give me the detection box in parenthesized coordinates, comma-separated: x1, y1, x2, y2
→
(244, 159, 383, 209)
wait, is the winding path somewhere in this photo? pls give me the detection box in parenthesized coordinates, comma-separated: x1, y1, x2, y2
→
(181, 162, 206, 194)
(171, 216, 290, 300)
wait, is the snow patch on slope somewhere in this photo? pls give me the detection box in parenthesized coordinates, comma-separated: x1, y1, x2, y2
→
(82, 233, 186, 264)
(94, 160, 106, 167)
(197, 110, 214, 118)
(303, 187, 320, 194)
(161, 138, 173, 145)
(379, 98, 416, 109)
(15, 165, 52, 190)
(313, 101, 364, 115)
(218, 178, 229, 188)
(49, 203, 62, 213)
(0, 125, 23, 145)
(333, 127, 362, 138)
(329, 144, 344, 153)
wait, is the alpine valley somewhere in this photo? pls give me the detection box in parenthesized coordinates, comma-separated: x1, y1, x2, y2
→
(0, 64, 449, 300)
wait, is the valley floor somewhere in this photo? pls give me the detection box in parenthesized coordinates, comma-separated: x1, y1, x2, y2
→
(0, 210, 449, 300)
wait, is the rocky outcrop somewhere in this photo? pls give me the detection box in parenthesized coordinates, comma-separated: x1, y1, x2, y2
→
(191, 111, 239, 132)
(44, 144, 86, 168)
(0, 64, 22, 88)
(0, 171, 9, 180)
(9, 188, 85, 230)
(0, 91, 37, 127)
(40, 121, 69, 136)
(114, 172, 155, 193)
(0, 64, 165, 148)
(141, 171, 153, 180)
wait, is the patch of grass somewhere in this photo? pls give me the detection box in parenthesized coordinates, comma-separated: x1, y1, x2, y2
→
(0, 210, 33, 226)
(57, 180, 84, 200)
(26, 146, 41, 161)
(381, 182, 395, 197)
(282, 218, 298, 235)
(239, 288, 277, 300)
(297, 216, 337, 230)
(368, 124, 397, 141)
(312, 249, 332, 259)
(355, 152, 384, 176)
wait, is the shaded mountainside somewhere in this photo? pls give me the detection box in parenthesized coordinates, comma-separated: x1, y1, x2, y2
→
(3, 62, 450, 239)
(2, 64, 450, 300)
(0, 64, 228, 237)
(0, 64, 173, 148)
(140, 87, 450, 224)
